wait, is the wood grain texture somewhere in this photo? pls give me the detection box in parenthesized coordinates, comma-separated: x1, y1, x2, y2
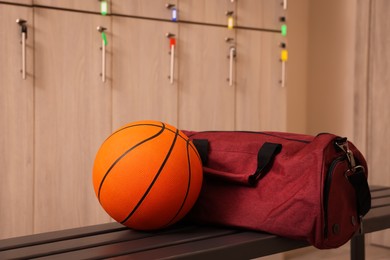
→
(178, 23, 235, 131)
(285, 0, 309, 134)
(367, 0, 390, 247)
(0, 0, 32, 4)
(111, 0, 176, 19)
(33, 8, 112, 234)
(367, 0, 390, 186)
(305, 0, 356, 138)
(178, 0, 282, 29)
(0, 4, 34, 239)
(178, 0, 233, 25)
(235, 30, 286, 131)
(112, 17, 178, 129)
(34, 0, 101, 13)
(353, 0, 371, 155)
(236, 0, 283, 30)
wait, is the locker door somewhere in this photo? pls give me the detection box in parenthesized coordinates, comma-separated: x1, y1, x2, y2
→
(178, 23, 235, 131)
(1, 0, 32, 4)
(367, 0, 390, 247)
(112, 17, 178, 129)
(34, 0, 102, 13)
(235, 30, 285, 131)
(112, 0, 177, 20)
(34, 8, 112, 233)
(178, 0, 234, 26)
(236, 0, 286, 30)
(0, 4, 34, 239)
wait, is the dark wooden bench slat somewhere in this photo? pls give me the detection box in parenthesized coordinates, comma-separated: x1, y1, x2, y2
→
(0, 222, 126, 251)
(362, 205, 390, 233)
(33, 227, 240, 260)
(370, 188, 390, 199)
(371, 196, 390, 208)
(0, 224, 200, 259)
(110, 231, 309, 260)
(0, 228, 151, 259)
(369, 185, 390, 192)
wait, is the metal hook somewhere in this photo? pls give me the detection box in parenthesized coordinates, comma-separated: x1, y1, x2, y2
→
(225, 11, 234, 16)
(16, 19, 27, 79)
(225, 37, 235, 43)
(16, 19, 28, 38)
(97, 26, 107, 33)
(165, 3, 176, 9)
(166, 32, 176, 38)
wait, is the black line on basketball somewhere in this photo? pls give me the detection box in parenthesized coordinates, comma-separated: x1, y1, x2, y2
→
(187, 141, 202, 162)
(98, 123, 166, 201)
(120, 129, 180, 225)
(163, 140, 192, 228)
(104, 122, 164, 143)
(177, 132, 202, 162)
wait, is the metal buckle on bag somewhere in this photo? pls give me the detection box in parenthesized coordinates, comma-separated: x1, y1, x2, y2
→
(335, 138, 362, 179)
(335, 139, 356, 169)
(335, 138, 370, 229)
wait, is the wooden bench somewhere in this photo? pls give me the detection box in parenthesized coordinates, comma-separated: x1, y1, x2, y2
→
(1, 186, 389, 260)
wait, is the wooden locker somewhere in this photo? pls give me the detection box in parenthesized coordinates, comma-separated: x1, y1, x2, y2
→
(112, 16, 178, 129)
(367, 0, 390, 247)
(1, 0, 32, 4)
(0, 4, 34, 239)
(34, 0, 102, 13)
(178, 0, 234, 25)
(111, 0, 177, 20)
(236, 0, 285, 30)
(34, 8, 112, 233)
(235, 30, 286, 131)
(178, 23, 235, 131)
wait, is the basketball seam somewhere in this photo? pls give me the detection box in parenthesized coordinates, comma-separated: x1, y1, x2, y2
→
(163, 141, 193, 228)
(120, 128, 180, 225)
(97, 123, 166, 201)
(106, 122, 191, 152)
(105, 122, 164, 143)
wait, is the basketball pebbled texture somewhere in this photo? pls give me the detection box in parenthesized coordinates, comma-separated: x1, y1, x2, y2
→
(92, 120, 203, 230)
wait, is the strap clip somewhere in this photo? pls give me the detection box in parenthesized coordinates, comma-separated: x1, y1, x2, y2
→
(335, 138, 356, 170)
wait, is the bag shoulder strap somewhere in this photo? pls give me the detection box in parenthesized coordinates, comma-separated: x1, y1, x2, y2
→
(335, 138, 371, 217)
(347, 166, 371, 217)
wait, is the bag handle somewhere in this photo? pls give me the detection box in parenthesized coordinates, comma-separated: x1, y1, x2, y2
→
(192, 139, 209, 165)
(248, 142, 282, 186)
(193, 139, 282, 186)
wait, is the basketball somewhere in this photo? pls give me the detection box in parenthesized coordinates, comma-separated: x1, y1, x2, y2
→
(92, 120, 203, 230)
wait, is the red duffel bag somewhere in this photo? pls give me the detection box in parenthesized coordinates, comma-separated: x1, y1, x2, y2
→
(181, 130, 371, 249)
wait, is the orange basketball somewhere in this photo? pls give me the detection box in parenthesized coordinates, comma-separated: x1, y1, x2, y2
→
(92, 120, 203, 230)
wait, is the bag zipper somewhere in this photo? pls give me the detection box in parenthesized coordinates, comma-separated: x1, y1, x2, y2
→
(185, 130, 311, 144)
(323, 138, 358, 239)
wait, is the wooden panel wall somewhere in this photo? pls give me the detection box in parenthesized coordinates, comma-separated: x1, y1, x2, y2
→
(0, 4, 34, 239)
(366, 0, 390, 247)
(306, 0, 356, 138)
(33, 8, 112, 233)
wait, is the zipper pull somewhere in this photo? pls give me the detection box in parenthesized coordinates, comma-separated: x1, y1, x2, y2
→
(335, 138, 356, 169)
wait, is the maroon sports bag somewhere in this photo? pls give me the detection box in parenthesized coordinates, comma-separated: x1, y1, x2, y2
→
(181, 130, 371, 249)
